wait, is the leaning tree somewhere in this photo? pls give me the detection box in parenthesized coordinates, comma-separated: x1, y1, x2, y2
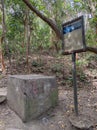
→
(22, 0, 97, 54)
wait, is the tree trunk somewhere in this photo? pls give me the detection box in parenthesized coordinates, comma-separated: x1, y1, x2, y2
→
(0, 0, 6, 73)
(22, 0, 62, 40)
(24, 8, 31, 71)
(0, 37, 5, 72)
(22, 0, 97, 55)
(50, 29, 60, 53)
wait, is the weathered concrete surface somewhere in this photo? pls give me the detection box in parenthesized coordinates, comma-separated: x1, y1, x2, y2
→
(0, 88, 7, 103)
(7, 74, 58, 122)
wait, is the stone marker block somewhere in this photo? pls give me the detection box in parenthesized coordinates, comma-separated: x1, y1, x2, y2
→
(7, 75, 58, 122)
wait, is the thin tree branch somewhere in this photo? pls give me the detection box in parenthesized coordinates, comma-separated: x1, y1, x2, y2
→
(62, 46, 97, 55)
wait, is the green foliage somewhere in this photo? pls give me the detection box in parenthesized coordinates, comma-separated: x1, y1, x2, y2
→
(86, 54, 97, 61)
(76, 59, 88, 67)
(32, 59, 45, 67)
(32, 18, 51, 50)
(51, 63, 64, 73)
(86, 29, 97, 46)
(0, 12, 2, 23)
(0, 0, 97, 62)
(32, 60, 39, 67)
(92, 16, 97, 26)
(77, 71, 87, 82)
(66, 76, 73, 82)
(76, 59, 87, 82)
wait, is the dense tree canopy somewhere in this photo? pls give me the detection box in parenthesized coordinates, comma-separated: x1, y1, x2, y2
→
(0, 0, 97, 71)
(22, 0, 97, 53)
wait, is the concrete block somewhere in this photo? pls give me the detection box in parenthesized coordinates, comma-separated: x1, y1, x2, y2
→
(7, 75, 58, 122)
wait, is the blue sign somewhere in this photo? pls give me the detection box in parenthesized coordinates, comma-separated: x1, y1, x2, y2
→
(63, 21, 82, 34)
(62, 16, 86, 53)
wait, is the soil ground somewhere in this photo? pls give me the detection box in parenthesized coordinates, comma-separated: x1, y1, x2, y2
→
(0, 53, 97, 130)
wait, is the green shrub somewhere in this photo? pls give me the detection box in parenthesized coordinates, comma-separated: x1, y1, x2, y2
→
(32, 59, 45, 67)
(51, 63, 64, 73)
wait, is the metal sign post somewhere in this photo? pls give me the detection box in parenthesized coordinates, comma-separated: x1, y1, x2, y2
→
(62, 16, 86, 116)
(72, 52, 78, 116)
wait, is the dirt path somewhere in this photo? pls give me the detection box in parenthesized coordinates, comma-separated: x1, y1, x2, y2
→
(0, 86, 97, 130)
